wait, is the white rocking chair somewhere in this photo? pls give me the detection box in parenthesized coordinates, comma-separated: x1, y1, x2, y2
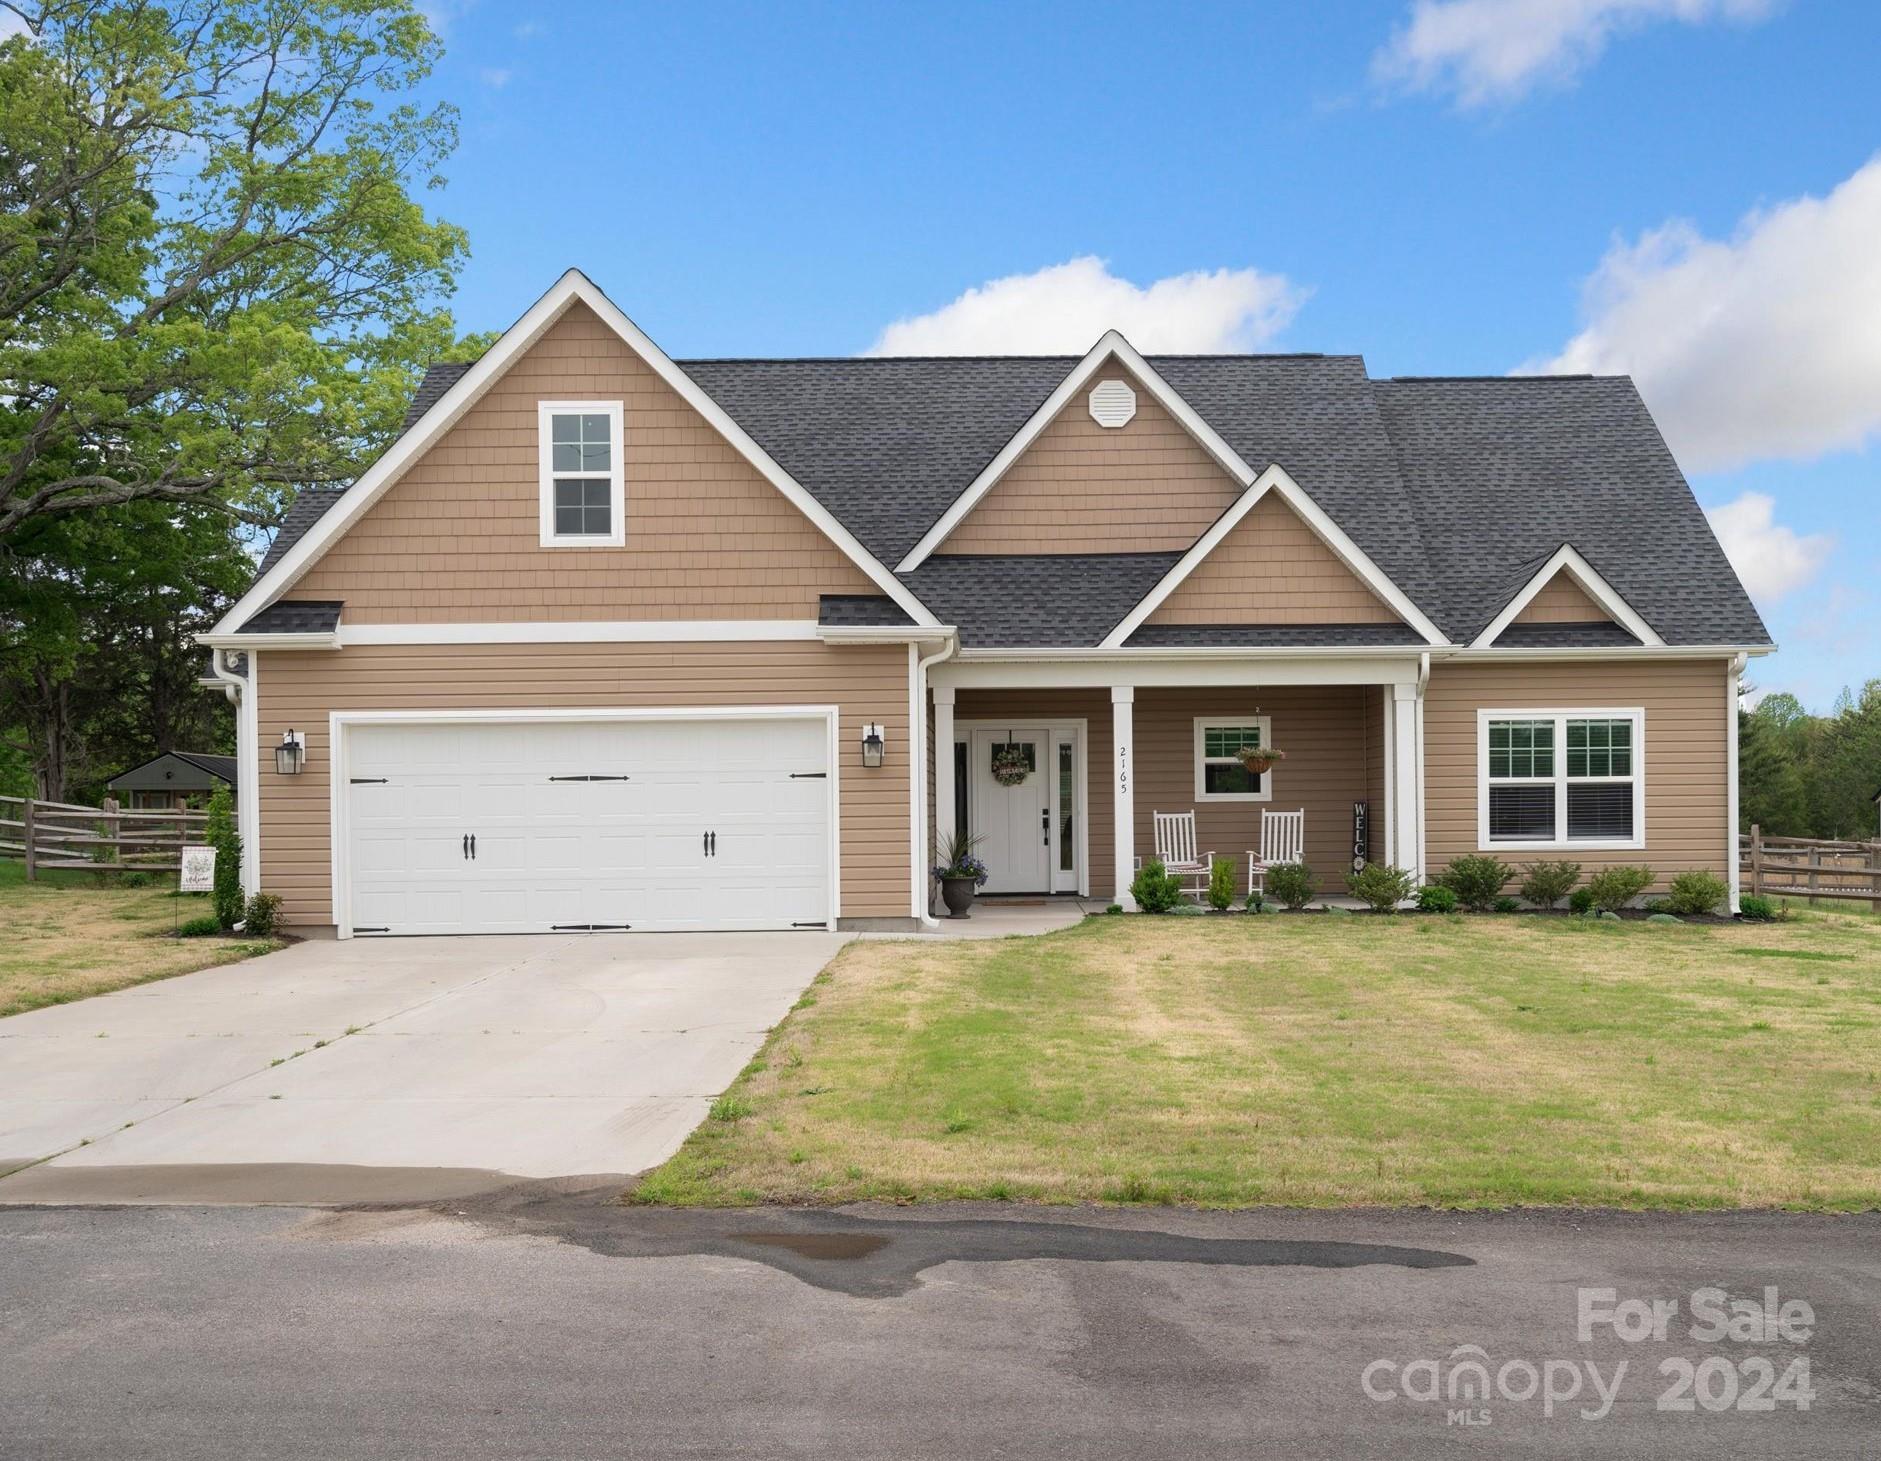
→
(1247, 809, 1306, 897)
(1143, 810, 1214, 898)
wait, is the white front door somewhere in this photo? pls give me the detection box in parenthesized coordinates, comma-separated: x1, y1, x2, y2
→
(969, 726, 1053, 894)
(343, 715, 831, 936)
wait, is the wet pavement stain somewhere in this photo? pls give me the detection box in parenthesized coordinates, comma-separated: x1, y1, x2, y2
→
(317, 1180, 1478, 1299)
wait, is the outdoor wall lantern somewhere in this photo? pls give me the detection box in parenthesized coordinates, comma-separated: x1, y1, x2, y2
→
(275, 730, 307, 776)
(860, 723, 886, 769)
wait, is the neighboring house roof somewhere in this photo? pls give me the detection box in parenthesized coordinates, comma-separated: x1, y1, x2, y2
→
(108, 751, 238, 792)
(248, 299, 1773, 652)
(237, 600, 343, 635)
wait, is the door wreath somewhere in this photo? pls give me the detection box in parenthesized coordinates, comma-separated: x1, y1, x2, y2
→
(991, 743, 1032, 787)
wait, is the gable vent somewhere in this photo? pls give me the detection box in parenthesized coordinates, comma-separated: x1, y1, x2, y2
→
(1088, 378, 1137, 429)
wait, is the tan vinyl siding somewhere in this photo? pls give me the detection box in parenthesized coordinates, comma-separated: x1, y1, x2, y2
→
(255, 641, 911, 928)
(1511, 570, 1612, 625)
(954, 686, 1372, 899)
(288, 302, 876, 622)
(938, 360, 1241, 555)
(1424, 658, 1731, 890)
(1146, 493, 1403, 626)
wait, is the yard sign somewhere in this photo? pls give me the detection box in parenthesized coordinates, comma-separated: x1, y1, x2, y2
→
(179, 845, 216, 894)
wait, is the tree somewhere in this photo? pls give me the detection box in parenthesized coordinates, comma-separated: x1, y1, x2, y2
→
(205, 780, 241, 927)
(0, 0, 469, 542)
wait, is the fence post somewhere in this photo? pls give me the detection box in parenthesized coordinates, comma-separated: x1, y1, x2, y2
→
(1749, 824, 1763, 898)
(23, 798, 36, 882)
(1808, 845, 1820, 897)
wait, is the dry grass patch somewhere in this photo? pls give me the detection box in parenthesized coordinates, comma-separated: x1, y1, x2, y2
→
(636, 910, 1881, 1211)
(0, 865, 282, 1018)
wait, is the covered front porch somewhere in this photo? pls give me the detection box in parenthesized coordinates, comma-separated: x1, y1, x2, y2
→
(930, 654, 1427, 911)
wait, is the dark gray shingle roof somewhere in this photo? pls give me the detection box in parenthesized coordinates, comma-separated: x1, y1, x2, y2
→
(898, 553, 1181, 647)
(1125, 623, 1431, 649)
(1492, 622, 1642, 649)
(1374, 376, 1768, 646)
(237, 600, 342, 635)
(250, 350, 1771, 652)
(818, 594, 914, 627)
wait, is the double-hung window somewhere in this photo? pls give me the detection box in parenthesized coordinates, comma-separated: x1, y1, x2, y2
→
(1194, 716, 1273, 802)
(538, 401, 624, 547)
(1478, 708, 1643, 849)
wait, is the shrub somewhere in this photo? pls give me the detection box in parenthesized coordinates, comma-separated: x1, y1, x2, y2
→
(1493, 896, 1520, 913)
(1518, 859, 1581, 910)
(1105, 903, 1124, 915)
(1207, 856, 1236, 911)
(205, 784, 244, 930)
(1568, 885, 1597, 915)
(1347, 862, 1415, 913)
(1244, 888, 1267, 914)
(243, 891, 283, 936)
(176, 914, 222, 938)
(1737, 894, 1778, 922)
(1416, 884, 1458, 913)
(1586, 866, 1654, 912)
(1130, 859, 1186, 914)
(1265, 862, 1316, 910)
(1665, 869, 1728, 917)
(1437, 854, 1514, 911)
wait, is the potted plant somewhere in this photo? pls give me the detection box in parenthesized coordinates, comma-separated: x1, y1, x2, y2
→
(1235, 744, 1287, 777)
(934, 830, 989, 918)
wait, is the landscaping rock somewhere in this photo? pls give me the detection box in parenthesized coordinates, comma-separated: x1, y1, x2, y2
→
(1647, 913, 1683, 925)
(1324, 906, 1352, 917)
(1597, 911, 1622, 922)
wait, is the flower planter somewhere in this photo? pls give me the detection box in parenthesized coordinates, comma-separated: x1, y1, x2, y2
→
(939, 876, 977, 918)
(1235, 748, 1286, 777)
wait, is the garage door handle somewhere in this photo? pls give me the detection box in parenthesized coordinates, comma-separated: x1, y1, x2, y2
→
(469, 834, 476, 860)
(462, 834, 469, 860)
(709, 831, 717, 856)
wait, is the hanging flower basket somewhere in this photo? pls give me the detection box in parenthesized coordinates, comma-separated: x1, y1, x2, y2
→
(991, 745, 1032, 787)
(1236, 746, 1287, 776)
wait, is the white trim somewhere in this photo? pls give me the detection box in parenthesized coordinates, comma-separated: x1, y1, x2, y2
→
(897, 331, 1267, 572)
(938, 655, 1424, 691)
(1112, 686, 1135, 911)
(199, 632, 339, 651)
(326, 704, 841, 939)
(225, 649, 260, 895)
(1192, 716, 1275, 803)
(1471, 545, 1665, 650)
(337, 620, 825, 646)
(1101, 465, 1448, 648)
(1728, 653, 1745, 912)
(1445, 644, 1768, 661)
(1475, 706, 1646, 852)
(212, 268, 939, 637)
(912, 635, 958, 926)
(953, 718, 1090, 898)
(537, 400, 626, 548)
(818, 624, 958, 645)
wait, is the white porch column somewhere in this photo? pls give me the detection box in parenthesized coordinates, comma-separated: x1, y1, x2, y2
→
(933, 685, 956, 862)
(1112, 686, 1136, 910)
(1389, 680, 1420, 877)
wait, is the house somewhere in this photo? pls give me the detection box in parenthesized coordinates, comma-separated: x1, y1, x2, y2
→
(104, 751, 237, 811)
(198, 269, 1772, 935)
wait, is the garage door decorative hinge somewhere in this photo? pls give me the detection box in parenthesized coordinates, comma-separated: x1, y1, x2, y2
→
(550, 923, 633, 931)
(547, 774, 632, 782)
(788, 771, 827, 779)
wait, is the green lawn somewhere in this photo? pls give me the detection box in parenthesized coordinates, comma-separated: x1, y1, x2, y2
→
(0, 860, 282, 1018)
(638, 909, 1881, 1211)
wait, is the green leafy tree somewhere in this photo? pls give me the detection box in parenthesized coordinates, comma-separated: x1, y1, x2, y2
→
(204, 780, 241, 926)
(0, 0, 470, 541)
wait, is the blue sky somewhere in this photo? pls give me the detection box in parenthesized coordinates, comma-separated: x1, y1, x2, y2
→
(413, 0, 1878, 709)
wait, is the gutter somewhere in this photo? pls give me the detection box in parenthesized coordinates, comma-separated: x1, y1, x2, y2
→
(819, 623, 960, 645)
(197, 631, 339, 651)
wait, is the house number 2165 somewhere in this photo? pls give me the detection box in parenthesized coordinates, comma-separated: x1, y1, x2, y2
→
(1116, 745, 1129, 795)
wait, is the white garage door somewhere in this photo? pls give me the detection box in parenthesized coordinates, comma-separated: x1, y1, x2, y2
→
(342, 715, 832, 936)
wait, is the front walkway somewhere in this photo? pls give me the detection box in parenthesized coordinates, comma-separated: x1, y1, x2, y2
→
(0, 930, 840, 1204)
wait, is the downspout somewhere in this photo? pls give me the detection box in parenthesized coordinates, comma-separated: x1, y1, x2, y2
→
(203, 647, 257, 893)
(1728, 652, 1747, 913)
(912, 632, 959, 929)
(1415, 651, 1430, 884)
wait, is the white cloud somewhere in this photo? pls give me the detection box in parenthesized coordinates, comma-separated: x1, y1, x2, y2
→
(1373, 0, 1777, 107)
(865, 256, 1306, 357)
(1704, 491, 1831, 603)
(1536, 157, 1881, 472)
(478, 66, 512, 88)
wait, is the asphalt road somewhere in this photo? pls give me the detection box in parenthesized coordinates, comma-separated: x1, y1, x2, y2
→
(2, 1189, 1876, 1459)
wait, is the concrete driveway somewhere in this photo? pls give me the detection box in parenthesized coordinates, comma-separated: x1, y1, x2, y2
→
(0, 931, 843, 1204)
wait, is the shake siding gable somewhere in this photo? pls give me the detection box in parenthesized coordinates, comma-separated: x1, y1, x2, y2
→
(1511, 570, 1615, 625)
(938, 360, 1242, 556)
(1145, 492, 1404, 626)
(287, 302, 876, 623)
(256, 641, 912, 928)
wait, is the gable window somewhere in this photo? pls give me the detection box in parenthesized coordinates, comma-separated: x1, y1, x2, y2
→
(1478, 709, 1643, 849)
(1194, 716, 1273, 803)
(538, 401, 624, 547)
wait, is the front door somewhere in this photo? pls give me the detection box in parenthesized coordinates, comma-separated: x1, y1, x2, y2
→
(969, 726, 1053, 894)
